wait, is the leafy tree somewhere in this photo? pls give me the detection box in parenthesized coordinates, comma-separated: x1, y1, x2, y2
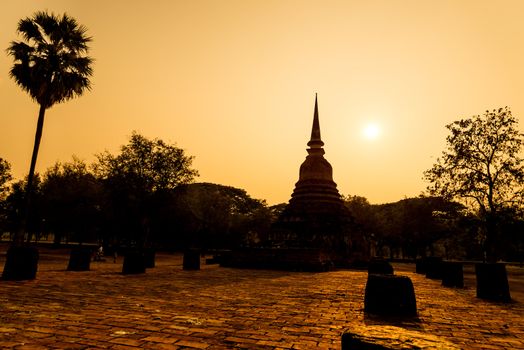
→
(40, 157, 102, 245)
(3, 176, 44, 241)
(94, 132, 198, 247)
(398, 196, 465, 258)
(95, 132, 198, 192)
(0, 158, 13, 234)
(269, 203, 287, 219)
(371, 201, 405, 258)
(161, 183, 271, 250)
(367, 196, 465, 259)
(344, 196, 375, 233)
(491, 207, 524, 262)
(343, 195, 377, 256)
(0, 158, 12, 201)
(424, 107, 524, 260)
(7, 11, 93, 243)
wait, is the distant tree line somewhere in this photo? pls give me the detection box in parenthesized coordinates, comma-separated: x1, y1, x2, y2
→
(346, 107, 524, 262)
(0, 132, 276, 252)
(1, 109, 524, 261)
(343, 195, 521, 261)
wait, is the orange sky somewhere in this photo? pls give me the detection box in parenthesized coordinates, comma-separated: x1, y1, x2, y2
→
(2, 0, 524, 205)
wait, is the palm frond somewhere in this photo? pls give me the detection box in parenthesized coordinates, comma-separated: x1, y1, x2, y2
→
(17, 18, 44, 43)
(7, 11, 93, 108)
(34, 11, 59, 40)
(6, 41, 34, 61)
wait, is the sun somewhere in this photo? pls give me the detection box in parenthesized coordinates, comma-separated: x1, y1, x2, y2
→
(362, 123, 381, 140)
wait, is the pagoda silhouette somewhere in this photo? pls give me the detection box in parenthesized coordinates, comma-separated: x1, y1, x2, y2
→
(271, 95, 350, 238)
(222, 95, 367, 270)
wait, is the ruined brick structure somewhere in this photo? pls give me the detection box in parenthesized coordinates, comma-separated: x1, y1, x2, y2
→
(269, 95, 365, 265)
(223, 96, 367, 270)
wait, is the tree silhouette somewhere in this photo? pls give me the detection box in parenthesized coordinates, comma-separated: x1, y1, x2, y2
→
(41, 157, 102, 245)
(0, 158, 13, 234)
(168, 183, 270, 250)
(425, 107, 524, 260)
(94, 132, 198, 248)
(7, 11, 93, 243)
(3, 176, 44, 242)
(0, 158, 12, 202)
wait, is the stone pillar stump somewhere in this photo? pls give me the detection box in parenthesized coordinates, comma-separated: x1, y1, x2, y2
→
(424, 257, 443, 279)
(364, 274, 417, 317)
(441, 261, 464, 288)
(67, 247, 91, 271)
(122, 249, 146, 275)
(183, 249, 201, 270)
(2, 246, 39, 281)
(475, 263, 511, 302)
(144, 248, 156, 268)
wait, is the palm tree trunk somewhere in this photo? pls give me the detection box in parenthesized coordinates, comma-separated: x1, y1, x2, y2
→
(17, 104, 46, 245)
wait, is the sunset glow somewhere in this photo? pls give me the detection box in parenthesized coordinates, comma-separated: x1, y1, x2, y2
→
(2, 1, 524, 205)
(363, 123, 381, 140)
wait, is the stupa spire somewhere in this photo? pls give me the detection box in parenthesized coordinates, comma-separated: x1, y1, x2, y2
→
(307, 94, 324, 149)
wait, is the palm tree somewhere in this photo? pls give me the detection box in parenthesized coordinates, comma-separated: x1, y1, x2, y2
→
(2, 11, 93, 280)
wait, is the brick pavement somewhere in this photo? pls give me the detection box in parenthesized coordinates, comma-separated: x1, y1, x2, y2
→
(0, 249, 523, 349)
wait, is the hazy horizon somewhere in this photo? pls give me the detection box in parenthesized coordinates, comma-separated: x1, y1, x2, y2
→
(2, 0, 524, 205)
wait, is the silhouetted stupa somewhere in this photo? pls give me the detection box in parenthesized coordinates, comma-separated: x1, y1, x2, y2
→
(270, 95, 356, 261)
(221, 96, 367, 270)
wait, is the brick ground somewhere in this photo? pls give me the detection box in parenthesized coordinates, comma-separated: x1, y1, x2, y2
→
(0, 248, 523, 349)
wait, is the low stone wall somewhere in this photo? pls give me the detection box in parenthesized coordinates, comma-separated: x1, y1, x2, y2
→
(219, 247, 332, 271)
